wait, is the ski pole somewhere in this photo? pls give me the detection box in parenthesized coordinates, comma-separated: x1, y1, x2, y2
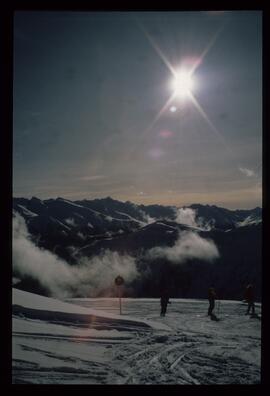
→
(217, 300, 221, 315)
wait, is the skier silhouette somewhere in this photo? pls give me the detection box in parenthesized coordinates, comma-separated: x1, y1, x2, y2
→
(244, 284, 255, 315)
(207, 287, 217, 316)
(160, 288, 170, 317)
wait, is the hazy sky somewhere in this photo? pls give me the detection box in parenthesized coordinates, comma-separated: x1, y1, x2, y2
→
(13, 11, 262, 209)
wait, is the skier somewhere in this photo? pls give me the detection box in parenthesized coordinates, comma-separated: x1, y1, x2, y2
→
(207, 287, 217, 316)
(244, 284, 255, 315)
(160, 288, 170, 317)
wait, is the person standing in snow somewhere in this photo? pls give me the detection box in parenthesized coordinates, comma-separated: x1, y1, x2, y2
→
(160, 289, 170, 317)
(244, 284, 255, 315)
(207, 287, 217, 316)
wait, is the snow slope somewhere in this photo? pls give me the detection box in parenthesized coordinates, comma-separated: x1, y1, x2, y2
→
(12, 289, 169, 331)
(12, 290, 261, 384)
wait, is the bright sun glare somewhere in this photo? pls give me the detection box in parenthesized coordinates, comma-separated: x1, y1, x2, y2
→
(171, 69, 194, 99)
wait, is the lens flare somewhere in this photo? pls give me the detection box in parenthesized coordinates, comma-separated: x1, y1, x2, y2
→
(159, 130, 173, 138)
(148, 148, 165, 159)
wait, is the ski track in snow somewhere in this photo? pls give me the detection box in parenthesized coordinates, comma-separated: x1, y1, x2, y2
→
(13, 296, 261, 384)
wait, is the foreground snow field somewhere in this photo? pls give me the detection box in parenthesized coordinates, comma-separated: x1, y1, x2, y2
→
(12, 289, 261, 384)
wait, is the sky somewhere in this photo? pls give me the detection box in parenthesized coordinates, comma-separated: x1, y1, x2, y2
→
(13, 11, 262, 209)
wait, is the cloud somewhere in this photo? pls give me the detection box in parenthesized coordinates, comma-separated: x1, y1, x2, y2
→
(147, 231, 219, 264)
(175, 207, 215, 231)
(239, 167, 255, 177)
(175, 207, 198, 227)
(139, 209, 155, 225)
(13, 212, 138, 298)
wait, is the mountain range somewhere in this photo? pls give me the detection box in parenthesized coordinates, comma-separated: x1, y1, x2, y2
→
(13, 197, 262, 300)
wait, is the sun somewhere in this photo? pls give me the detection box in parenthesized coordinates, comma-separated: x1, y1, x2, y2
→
(171, 69, 194, 99)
